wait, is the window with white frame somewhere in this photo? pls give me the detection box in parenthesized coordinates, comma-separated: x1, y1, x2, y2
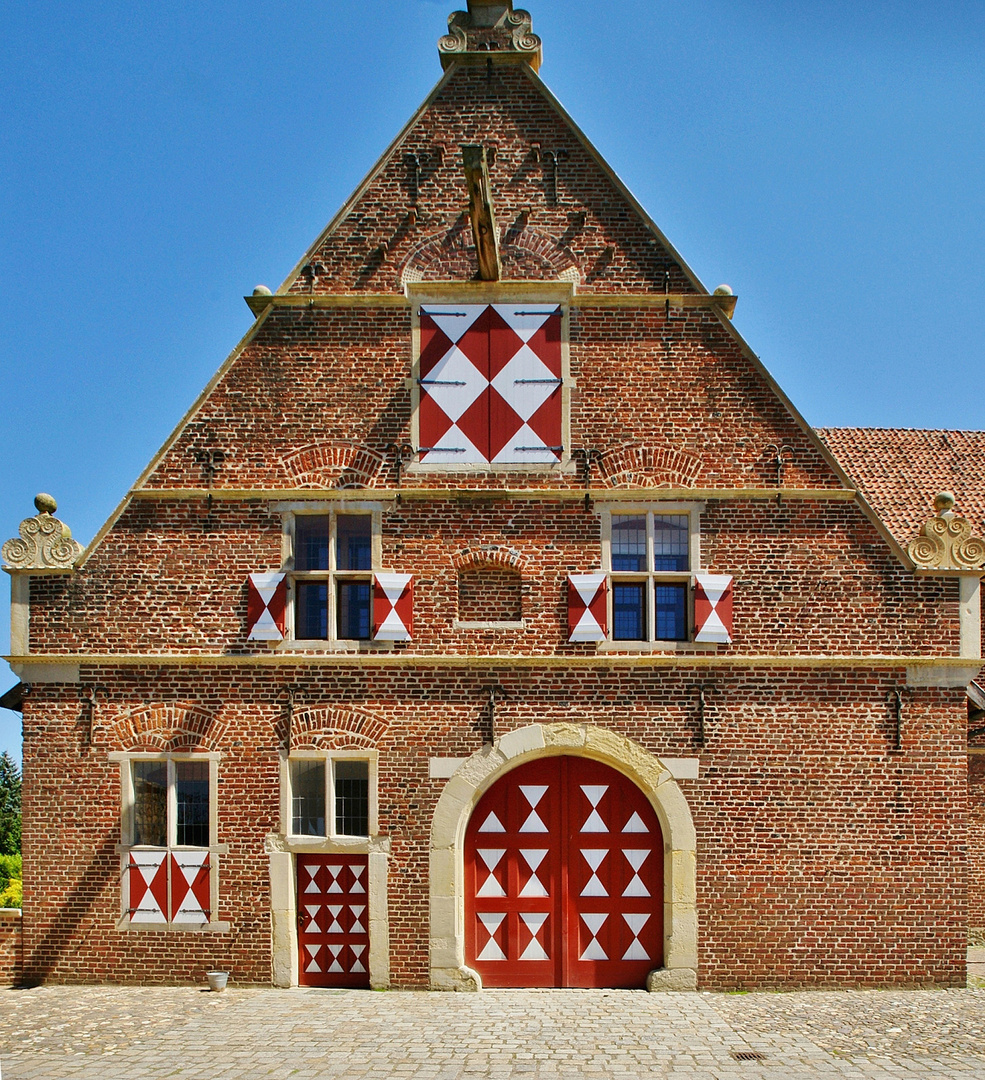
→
(289, 509, 380, 642)
(116, 753, 220, 928)
(603, 508, 698, 642)
(287, 752, 377, 839)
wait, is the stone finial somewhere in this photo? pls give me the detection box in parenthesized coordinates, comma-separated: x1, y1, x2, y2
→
(438, 0, 543, 71)
(908, 493, 985, 571)
(2, 494, 84, 572)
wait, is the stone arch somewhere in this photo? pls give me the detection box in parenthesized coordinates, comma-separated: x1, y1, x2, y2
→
(429, 722, 697, 991)
(107, 703, 223, 753)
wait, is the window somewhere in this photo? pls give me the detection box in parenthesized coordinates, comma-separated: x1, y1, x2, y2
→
(412, 298, 568, 466)
(604, 509, 697, 643)
(113, 753, 222, 929)
(287, 753, 377, 839)
(290, 510, 379, 642)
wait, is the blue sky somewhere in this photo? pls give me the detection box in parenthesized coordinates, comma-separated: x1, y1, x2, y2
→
(2, 0, 984, 764)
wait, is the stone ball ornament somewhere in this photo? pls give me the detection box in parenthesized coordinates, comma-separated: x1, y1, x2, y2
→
(2, 493, 84, 571)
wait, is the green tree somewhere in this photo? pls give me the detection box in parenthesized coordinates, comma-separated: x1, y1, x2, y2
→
(0, 752, 21, 855)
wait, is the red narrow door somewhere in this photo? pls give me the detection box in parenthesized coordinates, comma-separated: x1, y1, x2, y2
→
(297, 854, 369, 988)
(465, 756, 663, 989)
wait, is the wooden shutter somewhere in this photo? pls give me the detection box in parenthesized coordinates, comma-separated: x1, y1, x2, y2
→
(694, 574, 733, 643)
(568, 574, 607, 642)
(247, 572, 287, 640)
(419, 304, 562, 465)
(373, 573, 413, 641)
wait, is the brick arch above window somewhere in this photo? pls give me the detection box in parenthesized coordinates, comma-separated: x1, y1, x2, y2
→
(280, 442, 385, 489)
(400, 228, 579, 286)
(599, 443, 703, 489)
(107, 703, 223, 753)
(451, 545, 529, 573)
(284, 706, 388, 750)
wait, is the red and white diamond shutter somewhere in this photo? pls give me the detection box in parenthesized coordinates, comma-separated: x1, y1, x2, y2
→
(418, 304, 562, 465)
(465, 756, 663, 988)
(128, 851, 210, 924)
(297, 854, 370, 988)
(694, 574, 733, 643)
(373, 573, 413, 641)
(247, 572, 287, 641)
(568, 574, 607, 642)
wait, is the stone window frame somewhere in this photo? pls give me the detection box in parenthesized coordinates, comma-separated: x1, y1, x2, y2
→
(404, 281, 576, 475)
(110, 750, 228, 933)
(275, 502, 384, 649)
(597, 502, 707, 652)
(279, 749, 380, 844)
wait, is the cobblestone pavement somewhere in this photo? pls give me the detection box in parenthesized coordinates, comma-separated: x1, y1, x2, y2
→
(2, 984, 985, 1079)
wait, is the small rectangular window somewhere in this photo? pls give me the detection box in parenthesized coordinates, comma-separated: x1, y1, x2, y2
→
(612, 515, 647, 572)
(291, 759, 326, 836)
(132, 761, 167, 847)
(334, 760, 370, 837)
(653, 515, 689, 572)
(286, 754, 375, 839)
(612, 583, 646, 641)
(655, 583, 687, 641)
(175, 760, 209, 847)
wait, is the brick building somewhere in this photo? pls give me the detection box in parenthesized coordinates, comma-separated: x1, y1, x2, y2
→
(2, 0, 984, 990)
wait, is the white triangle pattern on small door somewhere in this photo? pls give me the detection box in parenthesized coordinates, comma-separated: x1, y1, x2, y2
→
(350, 905, 366, 934)
(305, 904, 322, 932)
(304, 864, 321, 893)
(351, 944, 367, 973)
(305, 944, 322, 973)
(325, 904, 344, 934)
(327, 944, 344, 973)
(350, 864, 366, 894)
(325, 865, 343, 894)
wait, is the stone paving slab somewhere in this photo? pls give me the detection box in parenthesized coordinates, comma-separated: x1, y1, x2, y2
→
(1, 984, 985, 1079)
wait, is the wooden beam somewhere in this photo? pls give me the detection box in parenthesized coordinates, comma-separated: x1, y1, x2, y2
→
(462, 144, 501, 281)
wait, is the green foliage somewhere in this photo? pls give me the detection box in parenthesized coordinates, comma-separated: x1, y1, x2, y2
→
(0, 752, 21, 856)
(0, 878, 21, 909)
(0, 854, 21, 892)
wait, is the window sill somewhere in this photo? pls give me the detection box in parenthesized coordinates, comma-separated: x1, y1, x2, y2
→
(117, 918, 230, 933)
(275, 639, 396, 653)
(596, 640, 720, 653)
(281, 834, 375, 854)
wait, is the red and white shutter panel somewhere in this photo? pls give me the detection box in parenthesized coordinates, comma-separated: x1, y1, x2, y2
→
(373, 573, 413, 641)
(169, 852, 211, 923)
(128, 850, 168, 924)
(694, 574, 733, 643)
(418, 304, 562, 465)
(568, 574, 607, 642)
(247, 572, 286, 640)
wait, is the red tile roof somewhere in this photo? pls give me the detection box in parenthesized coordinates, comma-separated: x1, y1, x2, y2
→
(817, 428, 985, 549)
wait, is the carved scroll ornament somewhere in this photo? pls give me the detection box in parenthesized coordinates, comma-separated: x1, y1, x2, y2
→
(2, 494, 83, 571)
(439, 3, 542, 68)
(907, 492, 985, 571)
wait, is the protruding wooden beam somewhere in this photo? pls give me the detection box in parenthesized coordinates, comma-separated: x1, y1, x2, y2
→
(462, 144, 501, 281)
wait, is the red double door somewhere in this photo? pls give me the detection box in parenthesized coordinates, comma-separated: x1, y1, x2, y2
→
(465, 756, 664, 988)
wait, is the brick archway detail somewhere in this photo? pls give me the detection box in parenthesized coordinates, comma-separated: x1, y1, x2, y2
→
(428, 723, 697, 991)
(284, 706, 387, 750)
(452, 545, 529, 573)
(280, 442, 385, 489)
(107, 703, 222, 753)
(599, 442, 703, 489)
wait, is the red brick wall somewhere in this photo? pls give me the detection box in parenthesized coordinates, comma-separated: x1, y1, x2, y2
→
(969, 755, 985, 931)
(0, 912, 23, 986)
(20, 670, 967, 989)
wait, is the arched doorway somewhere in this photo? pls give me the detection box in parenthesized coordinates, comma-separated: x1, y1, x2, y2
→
(465, 755, 663, 988)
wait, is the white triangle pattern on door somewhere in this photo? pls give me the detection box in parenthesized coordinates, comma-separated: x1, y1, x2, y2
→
(518, 849, 549, 897)
(477, 849, 507, 897)
(478, 810, 506, 833)
(325, 905, 344, 934)
(622, 849, 651, 897)
(580, 849, 609, 896)
(519, 785, 549, 832)
(325, 865, 343, 894)
(519, 912, 550, 960)
(305, 943, 322, 972)
(305, 904, 322, 932)
(350, 864, 366, 894)
(350, 905, 366, 934)
(622, 913, 651, 961)
(579, 911, 609, 960)
(477, 912, 507, 961)
(622, 811, 648, 833)
(580, 785, 609, 833)
(327, 944, 344, 973)
(304, 864, 320, 893)
(351, 944, 366, 973)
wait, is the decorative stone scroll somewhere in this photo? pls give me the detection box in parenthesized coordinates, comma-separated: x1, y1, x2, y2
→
(2, 494, 83, 572)
(439, 1, 542, 71)
(907, 492, 985, 571)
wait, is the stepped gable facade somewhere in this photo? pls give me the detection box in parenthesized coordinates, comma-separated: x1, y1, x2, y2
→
(3, 1, 983, 990)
